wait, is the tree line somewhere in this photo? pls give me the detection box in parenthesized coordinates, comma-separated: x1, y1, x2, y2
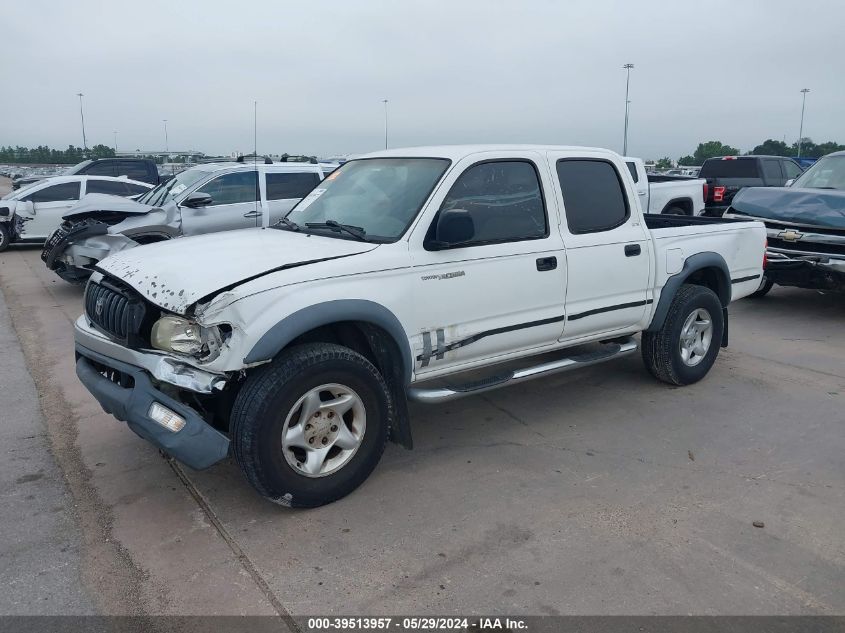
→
(673, 138, 845, 167)
(0, 144, 116, 164)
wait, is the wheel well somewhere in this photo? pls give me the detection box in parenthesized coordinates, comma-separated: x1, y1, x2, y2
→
(684, 266, 730, 305)
(132, 233, 172, 245)
(662, 198, 693, 215)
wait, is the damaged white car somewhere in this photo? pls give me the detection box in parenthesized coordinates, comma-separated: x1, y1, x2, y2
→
(42, 161, 324, 283)
(0, 175, 151, 252)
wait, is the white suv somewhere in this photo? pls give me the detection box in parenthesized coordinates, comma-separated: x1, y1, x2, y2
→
(42, 161, 324, 282)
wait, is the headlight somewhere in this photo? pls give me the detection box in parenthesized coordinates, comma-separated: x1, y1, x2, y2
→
(150, 316, 220, 356)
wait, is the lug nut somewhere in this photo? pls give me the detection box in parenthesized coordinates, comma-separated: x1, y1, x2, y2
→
(327, 411, 334, 419)
(305, 424, 312, 430)
(330, 425, 338, 432)
(308, 437, 315, 444)
(314, 411, 321, 418)
(321, 437, 328, 445)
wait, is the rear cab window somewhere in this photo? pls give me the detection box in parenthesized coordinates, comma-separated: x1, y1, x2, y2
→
(625, 161, 639, 183)
(556, 159, 629, 234)
(699, 159, 761, 179)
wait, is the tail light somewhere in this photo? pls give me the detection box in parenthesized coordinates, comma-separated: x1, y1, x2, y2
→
(702, 183, 709, 201)
(763, 239, 768, 269)
(713, 186, 726, 203)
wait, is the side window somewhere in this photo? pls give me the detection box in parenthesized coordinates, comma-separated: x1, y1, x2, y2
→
(626, 161, 639, 183)
(556, 159, 629, 234)
(83, 162, 117, 177)
(22, 181, 81, 203)
(265, 172, 321, 200)
(761, 159, 783, 182)
(85, 180, 130, 196)
(196, 171, 258, 206)
(783, 160, 803, 180)
(125, 183, 150, 196)
(432, 160, 547, 246)
(117, 162, 151, 182)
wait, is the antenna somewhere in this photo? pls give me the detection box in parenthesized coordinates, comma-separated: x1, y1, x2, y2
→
(253, 100, 259, 227)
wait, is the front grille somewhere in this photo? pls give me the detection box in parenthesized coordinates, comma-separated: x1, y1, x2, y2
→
(84, 278, 150, 343)
(768, 238, 845, 257)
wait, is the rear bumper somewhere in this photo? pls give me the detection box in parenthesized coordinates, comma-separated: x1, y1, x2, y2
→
(765, 253, 845, 292)
(75, 344, 230, 470)
(703, 204, 730, 217)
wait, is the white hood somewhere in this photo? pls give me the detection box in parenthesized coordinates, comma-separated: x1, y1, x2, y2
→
(96, 227, 377, 313)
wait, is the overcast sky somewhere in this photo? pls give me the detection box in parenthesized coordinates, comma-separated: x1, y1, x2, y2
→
(2, 0, 844, 159)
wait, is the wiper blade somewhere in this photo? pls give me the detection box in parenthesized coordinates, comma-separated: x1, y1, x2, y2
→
(304, 220, 368, 241)
(275, 216, 300, 231)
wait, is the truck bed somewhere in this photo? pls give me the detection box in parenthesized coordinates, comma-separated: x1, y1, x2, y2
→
(644, 214, 756, 231)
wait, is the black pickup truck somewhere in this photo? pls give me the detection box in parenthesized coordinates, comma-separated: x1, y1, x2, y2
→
(12, 158, 161, 190)
(701, 155, 804, 216)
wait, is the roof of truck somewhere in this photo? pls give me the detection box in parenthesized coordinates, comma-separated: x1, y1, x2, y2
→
(359, 145, 615, 161)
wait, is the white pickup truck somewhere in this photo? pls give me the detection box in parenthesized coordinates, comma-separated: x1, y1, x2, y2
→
(624, 157, 706, 216)
(73, 145, 766, 508)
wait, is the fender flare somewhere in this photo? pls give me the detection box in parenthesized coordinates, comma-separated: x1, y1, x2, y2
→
(646, 251, 731, 333)
(660, 197, 694, 215)
(243, 299, 413, 384)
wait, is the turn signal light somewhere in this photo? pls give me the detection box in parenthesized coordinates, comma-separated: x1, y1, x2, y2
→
(148, 403, 186, 433)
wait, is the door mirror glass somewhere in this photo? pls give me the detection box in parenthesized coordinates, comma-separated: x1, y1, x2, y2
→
(182, 192, 213, 208)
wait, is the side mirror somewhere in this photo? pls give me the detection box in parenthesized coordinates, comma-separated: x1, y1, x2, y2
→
(785, 179, 795, 187)
(182, 192, 213, 208)
(427, 208, 475, 250)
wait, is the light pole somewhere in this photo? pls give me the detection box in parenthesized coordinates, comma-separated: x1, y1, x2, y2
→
(113, 131, 118, 153)
(798, 88, 810, 157)
(162, 119, 169, 155)
(622, 64, 634, 156)
(76, 93, 87, 152)
(382, 99, 389, 150)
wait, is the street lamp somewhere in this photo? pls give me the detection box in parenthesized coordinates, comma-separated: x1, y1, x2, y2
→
(76, 93, 88, 151)
(162, 119, 169, 154)
(798, 88, 810, 158)
(622, 64, 634, 156)
(382, 99, 389, 150)
(113, 131, 118, 153)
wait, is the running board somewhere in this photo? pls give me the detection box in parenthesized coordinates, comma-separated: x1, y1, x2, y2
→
(407, 337, 638, 404)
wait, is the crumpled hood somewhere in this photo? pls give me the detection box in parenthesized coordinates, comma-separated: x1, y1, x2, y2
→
(730, 187, 845, 230)
(96, 228, 378, 313)
(63, 193, 157, 220)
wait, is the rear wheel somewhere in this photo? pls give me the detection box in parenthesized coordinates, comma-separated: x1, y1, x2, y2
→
(230, 343, 391, 508)
(0, 224, 9, 252)
(663, 205, 687, 216)
(642, 284, 724, 386)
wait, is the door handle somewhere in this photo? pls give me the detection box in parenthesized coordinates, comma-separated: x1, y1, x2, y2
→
(536, 256, 557, 271)
(624, 244, 641, 257)
(243, 210, 261, 218)
(638, 191, 647, 196)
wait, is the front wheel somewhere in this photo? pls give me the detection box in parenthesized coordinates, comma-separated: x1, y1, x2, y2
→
(230, 343, 391, 508)
(642, 284, 724, 386)
(0, 224, 10, 252)
(749, 277, 774, 298)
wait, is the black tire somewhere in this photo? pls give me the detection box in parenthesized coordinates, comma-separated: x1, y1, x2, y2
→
(54, 263, 93, 285)
(642, 284, 724, 386)
(663, 205, 687, 216)
(749, 277, 774, 298)
(0, 224, 9, 253)
(230, 343, 391, 508)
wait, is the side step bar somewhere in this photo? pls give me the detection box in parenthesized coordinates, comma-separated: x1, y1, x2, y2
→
(407, 337, 638, 404)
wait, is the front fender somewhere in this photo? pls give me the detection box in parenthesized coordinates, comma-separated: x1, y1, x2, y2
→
(244, 299, 413, 384)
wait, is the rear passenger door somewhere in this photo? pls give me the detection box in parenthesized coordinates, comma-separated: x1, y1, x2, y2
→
(264, 170, 322, 226)
(180, 170, 260, 235)
(549, 153, 652, 341)
(761, 159, 785, 186)
(410, 154, 567, 375)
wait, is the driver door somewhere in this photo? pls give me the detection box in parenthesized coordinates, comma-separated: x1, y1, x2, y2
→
(18, 181, 81, 239)
(180, 170, 260, 235)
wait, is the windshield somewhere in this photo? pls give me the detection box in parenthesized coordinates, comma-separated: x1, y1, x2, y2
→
(136, 167, 210, 207)
(283, 158, 450, 241)
(792, 155, 845, 190)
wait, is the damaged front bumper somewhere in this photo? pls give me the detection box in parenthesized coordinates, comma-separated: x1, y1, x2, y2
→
(765, 249, 845, 292)
(74, 316, 231, 469)
(43, 222, 139, 281)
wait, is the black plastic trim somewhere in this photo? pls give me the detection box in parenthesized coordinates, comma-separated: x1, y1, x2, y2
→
(731, 274, 761, 284)
(567, 300, 653, 322)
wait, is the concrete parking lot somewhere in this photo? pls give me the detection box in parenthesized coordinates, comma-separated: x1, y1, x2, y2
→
(1, 186, 843, 615)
